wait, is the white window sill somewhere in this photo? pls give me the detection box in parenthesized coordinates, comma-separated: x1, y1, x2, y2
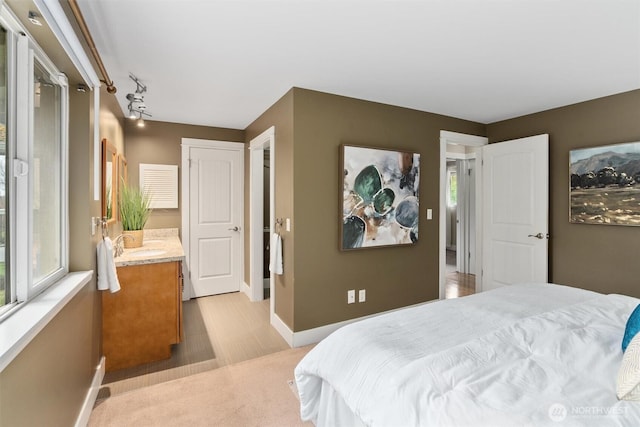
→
(0, 271, 93, 373)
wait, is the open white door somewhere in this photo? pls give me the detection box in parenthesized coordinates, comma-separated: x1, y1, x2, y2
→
(482, 134, 549, 291)
(182, 139, 244, 298)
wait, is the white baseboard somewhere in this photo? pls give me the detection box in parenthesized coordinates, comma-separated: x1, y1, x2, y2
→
(271, 312, 294, 347)
(241, 281, 251, 299)
(75, 356, 105, 427)
(271, 299, 437, 348)
(290, 317, 355, 348)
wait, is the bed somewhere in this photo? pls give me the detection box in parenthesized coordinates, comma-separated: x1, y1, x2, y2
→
(294, 283, 640, 426)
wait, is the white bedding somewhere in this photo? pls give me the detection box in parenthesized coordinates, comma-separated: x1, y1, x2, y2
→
(295, 283, 640, 426)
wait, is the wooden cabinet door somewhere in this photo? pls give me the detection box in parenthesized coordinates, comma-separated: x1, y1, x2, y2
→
(175, 261, 184, 343)
(103, 261, 182, 371)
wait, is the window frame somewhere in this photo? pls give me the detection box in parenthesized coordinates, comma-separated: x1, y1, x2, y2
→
(0, 4, 69, 319)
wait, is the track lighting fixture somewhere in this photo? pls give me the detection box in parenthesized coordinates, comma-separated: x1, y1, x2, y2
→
(126, 74, 151, 126)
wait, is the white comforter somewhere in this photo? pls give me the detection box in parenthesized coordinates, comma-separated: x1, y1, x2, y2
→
(295, 283, 640, 426)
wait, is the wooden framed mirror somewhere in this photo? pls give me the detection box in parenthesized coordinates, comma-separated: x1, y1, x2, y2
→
(102, 138, 117, 223)
(117, 154, 128, 220)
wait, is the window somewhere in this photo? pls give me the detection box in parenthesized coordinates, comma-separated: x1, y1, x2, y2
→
(447, 168, 457, 208)
(32, 60, 64, 287)
(0, 7, 68, 319)
(0, 27, 6, 308)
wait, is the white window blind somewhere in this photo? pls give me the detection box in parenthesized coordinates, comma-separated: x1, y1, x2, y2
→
(139, 163, 178, 209)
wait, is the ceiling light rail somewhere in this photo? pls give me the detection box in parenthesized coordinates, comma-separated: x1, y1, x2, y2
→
(127, 74, 151, 127)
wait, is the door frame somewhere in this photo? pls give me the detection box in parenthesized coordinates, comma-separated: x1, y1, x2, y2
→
(439, 131, 488, 299)
(181, 138, 245, 300)
(248, 127, 275, 313)
(455, 157, 476, 275)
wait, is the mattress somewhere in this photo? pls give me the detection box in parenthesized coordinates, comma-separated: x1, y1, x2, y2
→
(294, 283, 640, 426)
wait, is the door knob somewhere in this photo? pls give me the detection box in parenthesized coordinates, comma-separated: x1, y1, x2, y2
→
(527, 232, 544, 239)
(228, 226, 239, 232)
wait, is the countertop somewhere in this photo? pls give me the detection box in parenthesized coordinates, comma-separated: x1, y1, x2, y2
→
(114, 228, 185, 267)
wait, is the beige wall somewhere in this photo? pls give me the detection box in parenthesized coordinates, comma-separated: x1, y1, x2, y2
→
(0, 83, 117, 426)
(0, 286, 99, 426)
(101, 93, 125, 155)
(291, 89, 485, 331)
(487, 89, 640, 298)
(245, 89, 295, 327)
(123, 120, 244, 233)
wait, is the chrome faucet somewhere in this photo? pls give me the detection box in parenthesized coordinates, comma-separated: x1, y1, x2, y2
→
(113, 234, 135, 257)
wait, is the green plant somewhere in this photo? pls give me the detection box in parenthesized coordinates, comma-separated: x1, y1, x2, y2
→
(119, 181, 151, 231)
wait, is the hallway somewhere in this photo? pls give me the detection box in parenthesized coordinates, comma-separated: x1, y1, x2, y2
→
(445, 249, 475, 299)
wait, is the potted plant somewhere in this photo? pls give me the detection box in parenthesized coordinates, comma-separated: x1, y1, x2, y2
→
(119, 181, 151, 248)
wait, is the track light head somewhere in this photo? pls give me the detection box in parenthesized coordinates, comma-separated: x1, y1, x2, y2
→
(126, 92, 144, 102)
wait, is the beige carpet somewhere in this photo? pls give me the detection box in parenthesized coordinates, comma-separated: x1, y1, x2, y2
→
(89, 346, 314, 427)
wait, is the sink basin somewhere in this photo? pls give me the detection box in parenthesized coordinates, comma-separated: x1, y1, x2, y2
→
(129, 249, 167, 257)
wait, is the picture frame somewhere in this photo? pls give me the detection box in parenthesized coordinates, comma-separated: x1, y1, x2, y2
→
(340, 144, 420, 250)
(569, 140, 640, 225)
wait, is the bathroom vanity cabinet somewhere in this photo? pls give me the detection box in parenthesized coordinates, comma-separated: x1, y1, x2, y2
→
(102, 260, 183, 372)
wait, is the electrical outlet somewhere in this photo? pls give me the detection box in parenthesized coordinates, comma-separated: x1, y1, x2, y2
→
(358, 289, 366, 303)
(347, 289, 355, 304)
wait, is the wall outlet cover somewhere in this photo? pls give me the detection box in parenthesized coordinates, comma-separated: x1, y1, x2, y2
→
(347, 289, 355, 304)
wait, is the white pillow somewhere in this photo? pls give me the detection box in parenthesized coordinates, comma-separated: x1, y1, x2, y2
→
(617, 332, 640, 400)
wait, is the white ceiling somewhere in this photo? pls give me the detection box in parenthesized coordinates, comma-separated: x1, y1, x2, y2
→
(76, 0, 640, 130)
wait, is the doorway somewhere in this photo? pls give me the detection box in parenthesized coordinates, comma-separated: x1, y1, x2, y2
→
(439, 131, 488, 299)
(445, 157, 476, 298)
(249, 127, 275, 321)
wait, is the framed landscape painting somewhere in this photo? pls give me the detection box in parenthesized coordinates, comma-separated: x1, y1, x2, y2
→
(569, 140, 640, 226)
(341, 144, 420, 250)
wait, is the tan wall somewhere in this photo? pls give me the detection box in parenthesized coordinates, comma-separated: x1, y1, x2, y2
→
(101, 93, 125, 155)
(0, 286, 99, 427)
(100, 88, 126, 237)
(0, 84, 117, 426)
(487, 89, 640, 297)
(245, 89, 295, 328)
(123, 120, 244, 233)
(291, 89, 485, 331)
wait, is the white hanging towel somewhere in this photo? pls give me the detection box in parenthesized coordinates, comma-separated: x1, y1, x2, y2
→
(97, 239, 109, 291)
(270, 232, 283, 275)
(97, 237, 121, 293)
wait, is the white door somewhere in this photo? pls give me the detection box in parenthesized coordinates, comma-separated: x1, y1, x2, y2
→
(482, 134, 549, 291)
(185, 141, 243, 297)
